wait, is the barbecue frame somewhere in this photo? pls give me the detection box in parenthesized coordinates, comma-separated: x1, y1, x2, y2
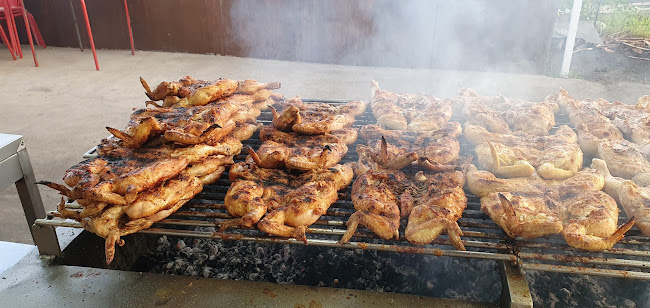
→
(27, 99, 650, 306)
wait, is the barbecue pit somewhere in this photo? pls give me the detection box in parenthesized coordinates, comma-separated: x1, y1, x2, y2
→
(2, 99, 642, 307)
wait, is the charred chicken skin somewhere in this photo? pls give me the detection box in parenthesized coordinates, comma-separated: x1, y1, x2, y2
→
(250, 126, 357, 170)
(224, 156, 354, 242)
(140, 76, 281, 107)
(271, 96, 367, 134)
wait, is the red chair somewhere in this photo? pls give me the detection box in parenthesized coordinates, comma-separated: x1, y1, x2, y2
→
(0, 0, 46, 48)
(79, 0, 135, 71)
(0, 22, 17, 60)
(1, 0, 37, 66)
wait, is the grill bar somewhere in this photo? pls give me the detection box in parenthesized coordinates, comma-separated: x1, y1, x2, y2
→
(520, 263, 650, 280)
(35, 98, 650, 281)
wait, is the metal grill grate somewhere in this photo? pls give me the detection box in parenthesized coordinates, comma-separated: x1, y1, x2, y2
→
(36, 99, 650, 280)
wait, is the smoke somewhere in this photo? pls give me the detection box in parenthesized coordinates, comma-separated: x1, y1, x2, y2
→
(228, 0, 558, 74)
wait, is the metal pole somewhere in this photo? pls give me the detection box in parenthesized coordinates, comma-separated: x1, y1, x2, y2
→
(561, 0, 583, 78)
(68, 0, 84, 51)
(124, 0, 135, 55)
(80, 0, 100, 70)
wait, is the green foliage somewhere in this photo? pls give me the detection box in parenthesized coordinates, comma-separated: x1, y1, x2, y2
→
(559, 0, 650, 38)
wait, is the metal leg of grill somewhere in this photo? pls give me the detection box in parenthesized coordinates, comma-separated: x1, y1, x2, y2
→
(15, 146, 61, 256)
(499, 261, 533, 308)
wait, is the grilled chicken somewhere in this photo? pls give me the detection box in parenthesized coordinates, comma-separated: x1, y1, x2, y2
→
(405, 170, 467, 249)
(52, 173, 202, 264)
(592, 158, 650, 237)
(359, 122, 463, 171)
(257, 163, 354, 242)
(453, 88, 558, 136)
(467, 164, 563, 238)
(250, 126, 357, 170)
(76, 174, 202, 264)
(466, 124, 582, 179)
(39, 157, 189, 205)
(564, 97, 624, 157)
(224, 158, 354, 241)
(467, 164, 635, 249)
(370, 80, 452, 131)
(561, 190, 636, 251)
(107, 95, 262, 148)
(271, 97, 367, 134)
(340, 169, 406, 243)
(597, 139, 650, 183)
(97, 134, 243, 163)
(344, 131, 468, 248)
(223, 157, 294, 231)
(141, 76, 281, 107)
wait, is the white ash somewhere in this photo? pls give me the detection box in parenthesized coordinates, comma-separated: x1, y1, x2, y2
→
(144, 235, 500, 302)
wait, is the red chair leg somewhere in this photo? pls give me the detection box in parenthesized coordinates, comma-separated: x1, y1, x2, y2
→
(123, 0, 134, 55)
(19, 0, 37, 66)
(0, 23, 16, 60)
(25, 12, 46, 48)
(3, 0, 22, 58)
(80, 0, 99, 70)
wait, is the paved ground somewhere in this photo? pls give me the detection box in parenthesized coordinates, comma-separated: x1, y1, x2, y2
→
(1, 46, 648, 244)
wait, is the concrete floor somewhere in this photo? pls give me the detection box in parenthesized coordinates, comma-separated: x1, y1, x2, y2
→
(1, 46, 648, 244)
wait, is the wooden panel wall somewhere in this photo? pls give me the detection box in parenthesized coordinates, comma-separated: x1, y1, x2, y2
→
(23, 0, 558, 73)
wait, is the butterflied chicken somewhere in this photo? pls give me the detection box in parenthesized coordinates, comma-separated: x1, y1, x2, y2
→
(97, 134, 243, 163)
(597, 138, 650, 184)
(370, 80, 452, 131)
(140, 76, 281, 107)
(271, 97, 367, 134)
(53, 173, 203, 264)
(466, 123, 582, 179)
(39, 156, 189, 205)
(467, 164, 563, 238)
(257, 163, 354, 242)
(564, 96, 624, 157)
(452, 88, 558, 136)
(343, 134, 468, 249)
(222, 155, 294, 231)
(250, 126, 356, 170)
(223, 156, 354, 242)
(106, 93, 268, 148)
(359, 122, 463, 171)
(340, 169, 405, 243)
(404, 170, 467, 249)
(467, 164, 635, 249)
